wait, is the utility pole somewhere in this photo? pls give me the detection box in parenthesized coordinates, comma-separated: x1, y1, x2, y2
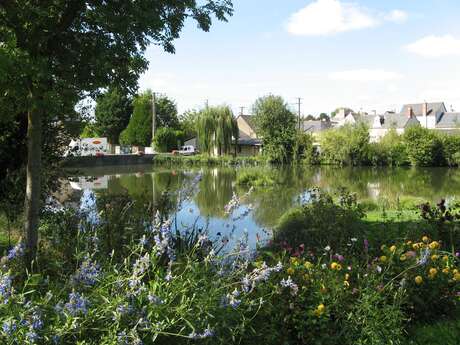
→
(152, 92, 156, 144)
(239, 107, 245, 116)
(205, 99, 209, 109)
(296, 97, 302, 130)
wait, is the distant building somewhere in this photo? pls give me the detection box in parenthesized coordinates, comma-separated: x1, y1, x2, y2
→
(235, 115, 262, 156)
(335, 101, 460, 142)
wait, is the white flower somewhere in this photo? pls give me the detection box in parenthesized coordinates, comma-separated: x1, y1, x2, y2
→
(324, 245, 331, 252)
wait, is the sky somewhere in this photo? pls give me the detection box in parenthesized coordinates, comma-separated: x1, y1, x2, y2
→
(138, 0, 460, 116)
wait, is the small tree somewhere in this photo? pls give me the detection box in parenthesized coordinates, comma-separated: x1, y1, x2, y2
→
(120, 91, 179, 147)
(403, 126, 443, 166)
(93, 88, 133, 146)
(253, 95, 297, 163)
(153, 127, 178, 153)
(196, 106, 238, 155)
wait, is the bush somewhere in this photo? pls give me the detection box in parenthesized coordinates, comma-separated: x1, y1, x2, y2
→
(274, 190, 365, 250)
(403, 126, 443, 166)
(440, 134, 460, 167)
(320, 123, 370, 166)
(153, 127, 179, 153)
(293, 132, 318, 165)
(236, 170, 276, 187)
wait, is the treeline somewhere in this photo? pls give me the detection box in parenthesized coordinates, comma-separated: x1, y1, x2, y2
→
(315, 124, 460, 167)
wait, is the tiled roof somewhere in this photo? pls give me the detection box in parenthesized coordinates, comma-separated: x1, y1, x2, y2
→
(436, 112, 460, 128)
(400, 102, 446, 116)
(381, 114, 420, 129)
(301, 120, 331, 133)
(239, 115, 257, 132)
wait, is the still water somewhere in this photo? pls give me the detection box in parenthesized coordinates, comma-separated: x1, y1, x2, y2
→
(60, 165, 460, 249)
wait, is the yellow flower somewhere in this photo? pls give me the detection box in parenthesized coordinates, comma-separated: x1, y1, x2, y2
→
(422, 236, 429, 243)
(454, 273, 460, 282)
(431, 254, 439, 261)
(428, 268, 438, 279)
(390, 245, 397, 253)
(415, 276, 423, 285)
(345, 273, 350, 281)
(429, 241, 440, 250)
(303, 274, 310, 281)
(380, 244, 387, 251)
(406, 241, 413, 246)
(380, 256, 388, 263)
(314, 303, 326, 316)
(304, 261, 313, 269)
(336, 264, 342, 271)
(287, 267, 295, 275)
(400, 254, 407, 261)
(412, 243, 420, 250)
(343, 280, 350, 288)
(442, 267, 450, 275)
(290, 257, 300, 266)
(453, 269, 459, 275)
(330, 262, 339, 270)
(442, 255, 449, 262)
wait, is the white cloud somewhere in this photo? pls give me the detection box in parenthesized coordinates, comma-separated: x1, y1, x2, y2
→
(406, 35, 460, 58)
(385, 10, 408, 23)
(286, 0, 377, 36)
(328, 69, 403, 82)
(286, 0, 408, 36)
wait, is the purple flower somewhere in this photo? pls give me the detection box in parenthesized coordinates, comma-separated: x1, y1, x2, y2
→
(64, 292, 89, 316)
(7, 243, 24, 260)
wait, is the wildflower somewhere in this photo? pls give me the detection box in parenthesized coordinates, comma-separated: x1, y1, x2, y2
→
(422, 236, 429, 243)
(363, 239, 369, 253)
(26, 330, 39, 343)
(351, 238, 357, 242)
(390, 245, 397, 253)
(417, 248, 430, 266)
(304, 261, 313, 269)
(429, 241, 440, 250)
(0, 272, 12, 304)
(345, 273, 350, 280)
(324, 245, 331, 252)
(380, 256, 388, 263)
(287, 267, 295, 275)
(431, 254, 439, 261)
(343, 280, 350, 288)
(442, 255, 449, 262)
(330, 262, 338, 270)
(400, 254, 407, 261)
(454, 273, 460, 282)
(376, 265, 382, 273)
(314, 303, 325, 316)
(442, 267, 450, 275)
(280, 276, 299, 296)
(415, 276, 423, 285)
(64, 292, 89, 316)
(72, 256, 101, 286)
(7, 243, 24, 260)
(31, 312, 44, 330)
(148, 294, 163, 305)
(428, 268, 438, 279)
(2, 320, 17, 335)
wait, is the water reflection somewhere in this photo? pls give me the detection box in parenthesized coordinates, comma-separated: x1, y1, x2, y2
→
(63, 165, 460, 238)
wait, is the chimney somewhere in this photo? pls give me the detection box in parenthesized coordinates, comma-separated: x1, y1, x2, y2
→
(406, 106, 413, 118)
(422, 102, 428, 117)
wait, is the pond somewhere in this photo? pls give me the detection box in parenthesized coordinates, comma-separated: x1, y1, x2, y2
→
(60, 165, 460, 250)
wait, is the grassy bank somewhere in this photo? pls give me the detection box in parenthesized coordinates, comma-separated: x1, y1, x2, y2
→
(153, 153, 265, 166)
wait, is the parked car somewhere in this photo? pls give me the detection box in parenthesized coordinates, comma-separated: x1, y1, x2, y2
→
(172, 145, 196, 156)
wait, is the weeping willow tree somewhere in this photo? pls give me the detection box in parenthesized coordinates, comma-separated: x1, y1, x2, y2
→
(196, 105, 239, 155)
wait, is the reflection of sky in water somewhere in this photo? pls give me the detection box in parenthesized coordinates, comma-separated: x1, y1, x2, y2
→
(173, 200, 271, 252)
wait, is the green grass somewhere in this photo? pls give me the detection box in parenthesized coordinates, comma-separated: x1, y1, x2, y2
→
(153, 153, 264, 166)
(406, 318, 460, 345)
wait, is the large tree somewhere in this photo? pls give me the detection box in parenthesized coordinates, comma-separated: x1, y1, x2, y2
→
(253, 95, 297, 163)
(93, 87, 133, 146)
(120, 91, 179, 147)
(0, 0, 233, 264)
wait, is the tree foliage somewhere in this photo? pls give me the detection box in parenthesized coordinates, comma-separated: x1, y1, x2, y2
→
(320, 123, 370, 166)
(93, 88, 132, 144)
(0, 0, 233, 262)
(403, 126, 443, 167)
(253, 95, 296, 163)
(120, 91, 179, 147)
(196, 106, 238, 155)
(153, 127, 180, 153)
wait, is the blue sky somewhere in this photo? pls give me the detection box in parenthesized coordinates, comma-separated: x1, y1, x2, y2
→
(138, 0, 460, 116)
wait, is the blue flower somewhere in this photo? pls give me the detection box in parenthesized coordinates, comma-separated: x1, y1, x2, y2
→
(0, 272, 12, 304)
(72, 257, 101, 286)
(7, 243, 24, 260)
(2, 320, 17, 335)
(26, 330, 39, 343)
(64, 292, 89, 316)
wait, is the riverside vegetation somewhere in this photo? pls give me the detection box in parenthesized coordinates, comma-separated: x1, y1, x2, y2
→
(1, 187, 459, 345)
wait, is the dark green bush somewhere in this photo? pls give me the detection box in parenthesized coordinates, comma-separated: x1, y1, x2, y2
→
(153, 127, 179, 153)
(403, 126, 443, 166)
(274, 190, 365, 250)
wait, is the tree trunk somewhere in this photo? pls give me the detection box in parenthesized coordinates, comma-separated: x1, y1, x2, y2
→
(24, 107, 42, 265)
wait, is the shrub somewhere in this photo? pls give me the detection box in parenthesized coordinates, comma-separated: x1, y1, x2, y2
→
(403, 126, 443, 166)
(440, 134, 460, 167)
(153, 127, 179, 153)
(274, 190, 365, 250)
(319, 123, 370, 166)
(236, 170, 276, 187)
